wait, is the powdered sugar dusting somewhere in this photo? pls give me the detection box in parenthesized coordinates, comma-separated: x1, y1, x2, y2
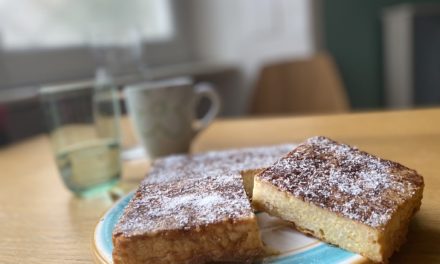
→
(258, 136, 424, 228)
(114, 173, 253, 236)
(144, 144, 296, 184)
(114, 144, 295, 237)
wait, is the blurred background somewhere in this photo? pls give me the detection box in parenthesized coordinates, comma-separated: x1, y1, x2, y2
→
(1, 0, 440, 146)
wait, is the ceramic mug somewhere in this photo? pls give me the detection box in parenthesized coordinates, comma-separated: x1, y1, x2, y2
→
(124, 77, 220, 159)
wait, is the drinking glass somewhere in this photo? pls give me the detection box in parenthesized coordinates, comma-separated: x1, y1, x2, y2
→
(40, 76, 121, 197)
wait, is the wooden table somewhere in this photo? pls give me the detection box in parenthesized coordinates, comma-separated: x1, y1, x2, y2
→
(1, 108, 440, 263)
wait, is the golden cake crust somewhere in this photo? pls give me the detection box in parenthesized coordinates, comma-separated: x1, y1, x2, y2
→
(256, 136, 424, 229)
(113, 218, 263, 264)
(253, 136, 424, 262)
(113, 174, 264, 263)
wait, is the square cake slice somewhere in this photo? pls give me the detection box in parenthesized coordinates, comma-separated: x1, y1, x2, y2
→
(113, 173, 264, 264)
(252, 136, 424, 263)
(144, 144, 295, 197)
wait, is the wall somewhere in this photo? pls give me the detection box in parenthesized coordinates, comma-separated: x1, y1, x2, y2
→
(323, 0, 440, 110)
(189, 0, 316, 115)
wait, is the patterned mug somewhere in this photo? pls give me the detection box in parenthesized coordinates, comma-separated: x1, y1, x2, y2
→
(124, 77, 220, 159)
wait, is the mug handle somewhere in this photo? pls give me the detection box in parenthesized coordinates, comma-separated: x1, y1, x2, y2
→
(193, 82, 221, 133)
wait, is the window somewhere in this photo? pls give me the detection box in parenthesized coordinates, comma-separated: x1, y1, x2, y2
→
(0, 0, 191, 88)
(0, 0, 173, 50)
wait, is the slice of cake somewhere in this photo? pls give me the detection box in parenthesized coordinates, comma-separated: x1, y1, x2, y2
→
(144, 143, 295, 196)
(252, 136, 424, 263)
(113, 173, 264, 264)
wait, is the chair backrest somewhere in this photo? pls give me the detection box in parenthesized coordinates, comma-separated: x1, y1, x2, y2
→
(250, 53, 349, 115)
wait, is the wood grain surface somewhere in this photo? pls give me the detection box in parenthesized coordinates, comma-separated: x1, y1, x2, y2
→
(1, 108, 440, 263)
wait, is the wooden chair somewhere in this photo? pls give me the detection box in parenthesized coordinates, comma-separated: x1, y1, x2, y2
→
(250, 53, 349, 115)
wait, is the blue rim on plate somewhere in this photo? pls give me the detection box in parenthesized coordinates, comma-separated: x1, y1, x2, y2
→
(93, 192, 365, 264)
